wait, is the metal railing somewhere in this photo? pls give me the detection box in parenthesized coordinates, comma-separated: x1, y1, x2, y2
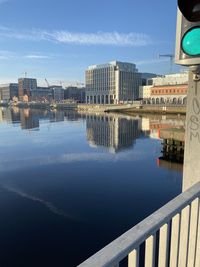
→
(78, 182, 200, 267)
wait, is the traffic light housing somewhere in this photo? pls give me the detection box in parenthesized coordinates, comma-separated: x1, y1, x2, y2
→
(175, 0, 200, 65)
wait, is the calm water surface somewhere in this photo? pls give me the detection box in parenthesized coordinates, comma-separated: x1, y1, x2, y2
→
(0, 107, 184, 267)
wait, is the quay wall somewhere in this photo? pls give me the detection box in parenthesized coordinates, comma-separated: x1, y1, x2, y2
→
(0, 102, 186, 115)
(112, 105, 186, 115)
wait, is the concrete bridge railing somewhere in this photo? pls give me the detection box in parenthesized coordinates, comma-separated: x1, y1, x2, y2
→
(78, 182, 200, 267)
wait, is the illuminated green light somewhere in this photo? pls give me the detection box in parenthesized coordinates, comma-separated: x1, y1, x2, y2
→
(182, 27, 200, 56)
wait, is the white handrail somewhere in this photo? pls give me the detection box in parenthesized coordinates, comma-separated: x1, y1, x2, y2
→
(78, 182, 200, 267)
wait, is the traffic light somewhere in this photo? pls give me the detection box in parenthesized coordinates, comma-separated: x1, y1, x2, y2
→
(175, 0, 200, 65)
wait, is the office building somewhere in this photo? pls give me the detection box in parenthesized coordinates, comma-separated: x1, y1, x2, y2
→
(64, 86, 86, 103)
(31, 87, 53, 102)
(141, 73, 158, 85)
(18, 78, 37, 101)
(50, 86, 64, 102)
(0, 83, 18, 101)
(85, 61, 142, 104)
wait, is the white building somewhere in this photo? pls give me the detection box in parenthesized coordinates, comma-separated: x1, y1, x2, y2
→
(139, 85, 152, 99)
(148, 72, 188, 86)
(85, 61, 142, 104)
(140, 72, 188, 104)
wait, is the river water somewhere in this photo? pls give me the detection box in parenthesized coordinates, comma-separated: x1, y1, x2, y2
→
(0, 107, 184, 267)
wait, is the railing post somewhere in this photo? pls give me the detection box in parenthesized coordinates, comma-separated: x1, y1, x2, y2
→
(170, 213, 181, 267)
(194, 198, 200, 267)
(77, 183, 200, 267)
(178, 205, 191, 267)
(187, 198, 199, 266)
(158, 223, 170, 267)
(145, 234, 156, 267)
(128, 248, 139, 267)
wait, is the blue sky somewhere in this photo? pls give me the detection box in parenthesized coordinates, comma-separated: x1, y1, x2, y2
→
(0, 0, 184, 86)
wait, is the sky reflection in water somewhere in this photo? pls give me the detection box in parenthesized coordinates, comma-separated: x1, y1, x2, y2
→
(0, 107, 184, 267)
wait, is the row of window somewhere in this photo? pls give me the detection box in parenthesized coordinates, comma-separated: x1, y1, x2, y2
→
(86, 94, 115, 104)
(152, 89, 186, 94)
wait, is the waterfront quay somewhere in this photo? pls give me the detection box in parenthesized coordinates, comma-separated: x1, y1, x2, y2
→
(0, 101, 187, 116)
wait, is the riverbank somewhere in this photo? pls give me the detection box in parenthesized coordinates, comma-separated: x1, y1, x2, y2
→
(110, 104, 186, 115)
(0, 102, 186, 115)
(0, 102, 78, 110)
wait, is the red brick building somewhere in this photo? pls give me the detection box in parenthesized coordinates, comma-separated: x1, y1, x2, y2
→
(150, 84, 187, 104)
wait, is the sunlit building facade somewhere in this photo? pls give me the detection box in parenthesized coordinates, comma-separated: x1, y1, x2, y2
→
(139, 72, 188, 104)
(85, 61, 142, 104)
(150, 84, 187, 104)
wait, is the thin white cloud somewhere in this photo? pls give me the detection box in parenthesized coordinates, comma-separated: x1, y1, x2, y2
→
(49, 31, 152, 46)
(136, 58, 170, 65)
(0, 50, 15, 59)
(0, 26, 152, 47)
(0, 49, 51, 60)
(25, 54, 50, 59)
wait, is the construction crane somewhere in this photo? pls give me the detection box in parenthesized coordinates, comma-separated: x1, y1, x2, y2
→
(159, 54, 174, 74)
(45, 78, 50, 88)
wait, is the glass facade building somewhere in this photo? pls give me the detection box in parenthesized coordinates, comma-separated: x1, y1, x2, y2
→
(18, 78, 37, 101)
(0, 83, 19, 101)
(85, 61, 142, 104)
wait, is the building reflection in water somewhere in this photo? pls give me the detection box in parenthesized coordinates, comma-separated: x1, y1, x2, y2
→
(0, 107, 85, 131)
(86, 114, 140, 153)
(140, 115, 185, 140)
(0, 107, 187, 158)
(0, 108, 3, 123)
(157, 157, 183, 173)
(20, 109, 40, 131)
(139, 114, 186, 173)
(49, 110, 65, 123)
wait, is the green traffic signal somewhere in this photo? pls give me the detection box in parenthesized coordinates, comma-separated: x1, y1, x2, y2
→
(182, 27, 200, 56)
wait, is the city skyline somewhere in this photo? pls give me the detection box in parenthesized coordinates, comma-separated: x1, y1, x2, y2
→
(0, 0, 185, 86)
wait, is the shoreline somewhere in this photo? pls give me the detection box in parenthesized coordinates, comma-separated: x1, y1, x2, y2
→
(0, 102, 186, 115)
